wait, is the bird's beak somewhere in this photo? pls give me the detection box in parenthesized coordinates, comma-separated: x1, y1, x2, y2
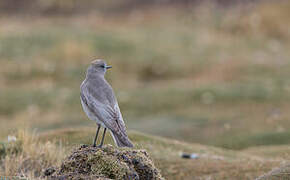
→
(106, 65, 112, 69)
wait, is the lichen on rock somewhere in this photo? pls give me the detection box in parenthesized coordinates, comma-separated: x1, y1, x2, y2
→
(44, 144, 164, 180)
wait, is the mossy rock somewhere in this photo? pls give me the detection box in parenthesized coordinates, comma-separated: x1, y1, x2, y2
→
(44, 144, 164, 180)
(256, 163, 290, 180)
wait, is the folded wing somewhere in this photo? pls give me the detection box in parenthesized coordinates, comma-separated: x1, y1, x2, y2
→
(81, 86, 133, 147)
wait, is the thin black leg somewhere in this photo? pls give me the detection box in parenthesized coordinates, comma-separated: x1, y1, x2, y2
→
(98, 128, 107, 148)
(93, 124, 101, 147)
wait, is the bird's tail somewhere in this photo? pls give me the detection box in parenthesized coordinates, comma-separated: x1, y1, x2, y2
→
(110, 131, 134, 147)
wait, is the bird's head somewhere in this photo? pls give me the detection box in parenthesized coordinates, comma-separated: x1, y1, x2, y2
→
(88, 59, 112, 76)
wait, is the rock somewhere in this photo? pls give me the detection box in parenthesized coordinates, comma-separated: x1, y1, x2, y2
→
(44, 145, 164, 180)
(256, 163, 290, 180)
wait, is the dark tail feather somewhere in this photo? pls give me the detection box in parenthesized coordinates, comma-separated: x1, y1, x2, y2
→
(111, 131, 134, 147)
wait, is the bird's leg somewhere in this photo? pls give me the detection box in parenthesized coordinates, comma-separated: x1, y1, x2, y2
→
(93, 124, 101, 147)
(97, 128, 107, 148)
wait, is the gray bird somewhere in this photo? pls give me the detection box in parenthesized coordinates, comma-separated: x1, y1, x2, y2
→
(80, 59, 134, 148)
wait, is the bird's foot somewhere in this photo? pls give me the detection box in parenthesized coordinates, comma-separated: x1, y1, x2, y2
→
(95, 144, 103, 148)
(92, 144, 103, 148)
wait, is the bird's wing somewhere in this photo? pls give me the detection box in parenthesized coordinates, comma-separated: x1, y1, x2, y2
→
(81, 84, 128, 139)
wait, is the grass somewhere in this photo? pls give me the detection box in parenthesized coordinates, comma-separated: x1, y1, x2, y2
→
(1, 1, 290, 178)
(0, 130, 65, 179)
(1, 1, 290, 148)
(0, 128, 282, 179)
(214, 131, 290, 150)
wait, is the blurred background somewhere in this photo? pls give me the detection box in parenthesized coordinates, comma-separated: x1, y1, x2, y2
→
(1, 0, 290, 150)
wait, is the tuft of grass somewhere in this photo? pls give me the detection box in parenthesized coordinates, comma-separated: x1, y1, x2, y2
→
(0, 140, 22, 159)
(0, 129, 65, 179)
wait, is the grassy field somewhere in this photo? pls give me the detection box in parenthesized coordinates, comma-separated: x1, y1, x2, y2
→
(0, 128, 284, 179)
(1, 1, 290, 179)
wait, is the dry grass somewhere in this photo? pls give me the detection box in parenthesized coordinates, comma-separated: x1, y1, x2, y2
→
(0, 128, 284, 179)
(0, 130, 65, 179)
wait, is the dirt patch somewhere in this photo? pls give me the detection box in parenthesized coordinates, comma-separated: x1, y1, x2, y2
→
(43, 144, 163, 180)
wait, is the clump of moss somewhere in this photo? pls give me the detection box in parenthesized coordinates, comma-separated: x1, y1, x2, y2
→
(44, 144, 163, 180)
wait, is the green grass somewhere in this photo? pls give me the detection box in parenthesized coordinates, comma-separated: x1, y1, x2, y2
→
(0, 89, 55, 115)
(214, 131, 290, 150)
(1, 1, 290, 152)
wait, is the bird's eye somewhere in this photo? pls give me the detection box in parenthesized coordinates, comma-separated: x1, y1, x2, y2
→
(100, 65, 105, 68)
